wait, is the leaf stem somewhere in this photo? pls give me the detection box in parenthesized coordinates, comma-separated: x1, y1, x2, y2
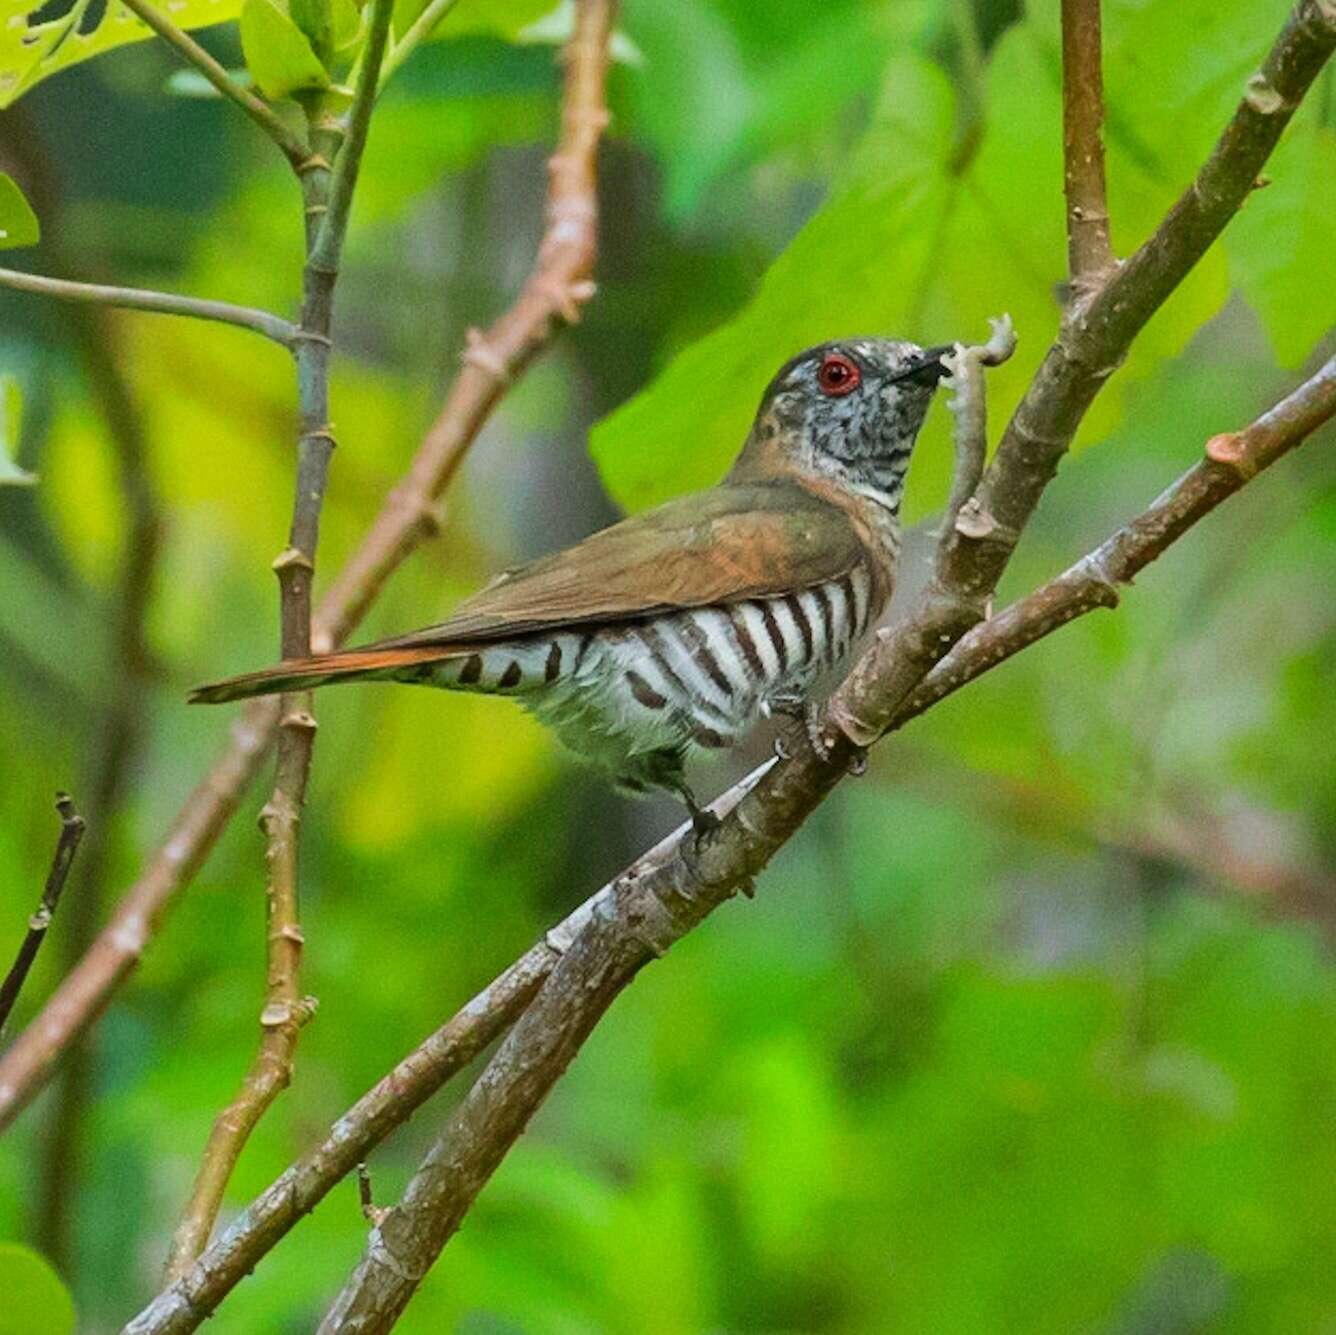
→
(119, 0, 310, 169)
(376, 0, 464, 90)
(309, 0, 396, 277)
(0, 267, 299, 347)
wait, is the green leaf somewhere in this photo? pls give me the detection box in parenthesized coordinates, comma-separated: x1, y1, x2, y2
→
(240, 0, 331, 99)
(0, 172, 39, 249)
(1225, 119, 1336, 369)
(0, 375, 35, 487)
(0, 0, 244, 109)
(590, 6, 1236, 518)
(164, 66, 254, 97)
(0, 1243, 75, 1335)
(423, 0, 554, 42)
(289, 0, 335, 65)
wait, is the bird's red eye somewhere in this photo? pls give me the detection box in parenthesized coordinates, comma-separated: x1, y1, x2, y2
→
(816, 352, 860, 396)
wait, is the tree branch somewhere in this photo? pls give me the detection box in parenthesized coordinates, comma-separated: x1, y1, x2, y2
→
(160, 0, 395, 1281)
(892, 352, 1336, 730)
(118, 0, 310, 170)
(124, 348, 1334, 1333)
(1060, 0, 1113, 288)
(0, 794, 84, 1036)
(312, 349, 1335, 1331)
(0, 0, 613, 1136)
(122, 769, 771, 1335)
(939, 0, 1336, 606)
(0, 266, 298, 346)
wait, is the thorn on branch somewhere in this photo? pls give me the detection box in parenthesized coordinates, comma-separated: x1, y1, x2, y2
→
(462, 329, 510, 380)
(0, 793, 86, 1036)
(1244, 73, 1288, 115)
(357, 1162, 390, 1226)
(1205, 430, 1261, 479)
(272, 547, 315, 575)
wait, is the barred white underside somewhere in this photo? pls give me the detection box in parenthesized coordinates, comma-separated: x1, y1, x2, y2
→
(403, 568, 879, 788)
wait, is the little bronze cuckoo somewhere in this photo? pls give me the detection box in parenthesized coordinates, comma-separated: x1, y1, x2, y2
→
(192, 337, 953, 830)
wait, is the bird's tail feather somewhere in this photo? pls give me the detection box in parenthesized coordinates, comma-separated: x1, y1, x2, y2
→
(189, 646, 455, 705)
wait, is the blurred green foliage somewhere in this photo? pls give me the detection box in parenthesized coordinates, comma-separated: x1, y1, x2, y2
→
(0, 0, 1334, 1331)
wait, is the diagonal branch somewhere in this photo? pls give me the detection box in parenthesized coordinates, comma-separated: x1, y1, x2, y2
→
(0, 794, 85, 1036)
(0, 0, 615, 1138)
(1060, 0, 1114, 288)
(311, 349, 1336, 1333)
(125, 351, 1335, 1335)
(0, 268, 298, 346)
(940, 0, 1336, 605)
(119, 0, 310, 170)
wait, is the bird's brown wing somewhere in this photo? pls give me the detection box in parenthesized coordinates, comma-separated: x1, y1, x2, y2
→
(367, 478, 868, 650)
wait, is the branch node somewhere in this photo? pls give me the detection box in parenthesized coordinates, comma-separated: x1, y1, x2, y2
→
(296, 154, 335, 177)
(462, 328, 510, 380)
(1244, 73, 1288, 115)
(1205, 430, 1260, 479)
(272, 547, 315, 575)
(623, 882, 681, 958)
(259, 996, 318, 1030)
(538, 276, 598, 323)
(356, 1162, 390, 1226)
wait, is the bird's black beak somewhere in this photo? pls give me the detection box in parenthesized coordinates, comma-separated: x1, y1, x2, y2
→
(889, 343, 955, 387)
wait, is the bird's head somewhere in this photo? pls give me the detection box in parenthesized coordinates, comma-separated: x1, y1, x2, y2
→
(733, 337, 953, 512)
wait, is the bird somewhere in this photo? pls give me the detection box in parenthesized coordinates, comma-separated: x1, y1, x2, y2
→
(191, 337, 952, 833)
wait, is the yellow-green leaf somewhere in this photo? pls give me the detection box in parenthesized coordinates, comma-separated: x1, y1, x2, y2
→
(0, 1243, 75, 1335)
(0, 172, 39, 249)
(0, 0, 243, 109)
(240, 0, 330, 99)
(0, 375, 35, 487)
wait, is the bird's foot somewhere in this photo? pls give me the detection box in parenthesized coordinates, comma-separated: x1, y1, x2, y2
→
(676, 782, 720, 847)
(765, 692, 831, 760)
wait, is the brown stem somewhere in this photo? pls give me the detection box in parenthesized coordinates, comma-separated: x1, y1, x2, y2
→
(310, 351, 1335, 1332)
(122, 771, 772, 1335)
(0, 0, 613, 1137)
(0, 795, 85, 1036)
(161, 0, 395, 1280)
(892, 353, 1336, 729)
(940, 0, 1335, 607)
(1060, 0, 1113, 289)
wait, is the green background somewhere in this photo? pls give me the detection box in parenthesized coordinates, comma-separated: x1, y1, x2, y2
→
(1, 1, 1334, 1330)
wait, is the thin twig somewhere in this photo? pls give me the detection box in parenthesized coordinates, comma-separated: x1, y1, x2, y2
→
(118, 0, 310, 170)
(0, 795, 85, 1037)
(0, 0, 612, 1135)
(1060, 0, 1114, 289)
(160, 0, 395, 1283)
(309, 0, 395, 278)
(0, 267, 298, 347)
(939, 0, 1336, 605)
(376, 0, 463, 90)
(893, 353, 1336, 730)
